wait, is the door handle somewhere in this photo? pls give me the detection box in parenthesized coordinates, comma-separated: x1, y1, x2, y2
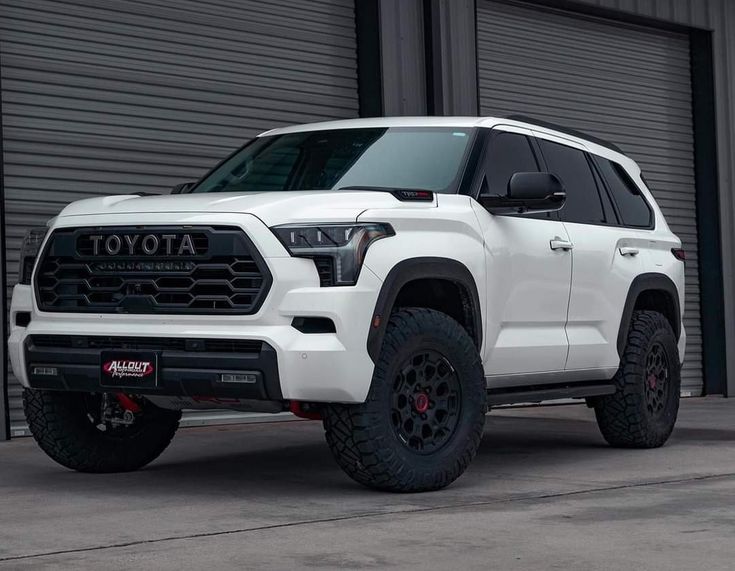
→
(619, 247, 639, 257)
(550, 237, 573, 251)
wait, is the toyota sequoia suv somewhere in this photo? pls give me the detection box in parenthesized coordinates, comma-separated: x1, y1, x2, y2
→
(8, 116, 686, 492)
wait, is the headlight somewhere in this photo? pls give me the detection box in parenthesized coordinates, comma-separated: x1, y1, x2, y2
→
(18, 227, 49, 285)
(272, 223, 394, 286)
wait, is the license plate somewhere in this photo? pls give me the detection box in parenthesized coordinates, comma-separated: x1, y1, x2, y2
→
(100, 350, 158, 389)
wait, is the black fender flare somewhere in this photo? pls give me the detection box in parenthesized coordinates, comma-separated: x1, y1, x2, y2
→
(617, 272, 681, 357)
(366, 257, 483, 362)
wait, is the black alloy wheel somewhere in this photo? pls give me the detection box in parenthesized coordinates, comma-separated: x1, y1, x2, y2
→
(644, 342, 670, 419)
(322, 308, 487, 492)
(391, 350, 461, 454)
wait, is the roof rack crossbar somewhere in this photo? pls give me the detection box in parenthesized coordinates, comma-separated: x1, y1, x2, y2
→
(504, 114, 624, 155)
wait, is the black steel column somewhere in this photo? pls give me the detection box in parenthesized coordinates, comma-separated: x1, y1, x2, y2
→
(0, 53, 10, 439)
(690, 29, 728, 395)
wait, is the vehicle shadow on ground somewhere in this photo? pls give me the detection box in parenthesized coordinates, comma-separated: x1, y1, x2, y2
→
(127, 413, 612, 496)
(14, 411, 716, 501)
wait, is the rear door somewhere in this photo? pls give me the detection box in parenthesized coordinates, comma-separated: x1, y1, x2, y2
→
(473, 127, 572, 379)
(535, 133, 649, 372)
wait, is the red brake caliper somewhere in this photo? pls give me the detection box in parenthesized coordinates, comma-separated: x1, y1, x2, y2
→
(647, 374, 657, 390)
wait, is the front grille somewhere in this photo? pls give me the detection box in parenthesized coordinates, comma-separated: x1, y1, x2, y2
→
(35, 226, 271, 314)
(30, 335, 263, 353)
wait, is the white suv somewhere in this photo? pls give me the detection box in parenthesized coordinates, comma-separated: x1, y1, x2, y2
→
(8, 116, 686, 492)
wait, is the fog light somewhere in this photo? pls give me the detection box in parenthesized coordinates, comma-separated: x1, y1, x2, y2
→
(219, 373, 258, 384)
(32, 366, 58, 376)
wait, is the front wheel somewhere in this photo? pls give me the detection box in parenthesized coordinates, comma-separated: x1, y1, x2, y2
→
(23, 389, 181, 473)
(323, 308, 486, 492)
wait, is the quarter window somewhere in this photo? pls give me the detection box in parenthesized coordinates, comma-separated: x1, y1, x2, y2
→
(595, 157, 653, 228)
(539, 140, 605, 224)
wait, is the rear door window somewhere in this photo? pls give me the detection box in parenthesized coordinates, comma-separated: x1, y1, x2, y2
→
(594, 157, 653, 228)
(539, 140, 606, 225)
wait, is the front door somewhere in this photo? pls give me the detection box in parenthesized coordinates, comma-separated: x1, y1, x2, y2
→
(472, 127, 572, 381)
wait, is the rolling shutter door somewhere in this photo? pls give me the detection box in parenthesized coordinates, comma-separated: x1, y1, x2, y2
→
(1, 0, 359, 433)
(477, 1, 702, 394)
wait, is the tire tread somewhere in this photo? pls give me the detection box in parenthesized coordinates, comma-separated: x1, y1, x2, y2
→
(23, 389, 181, 473)
(594, 310, 681, 449)
(323, 308, 486, 492)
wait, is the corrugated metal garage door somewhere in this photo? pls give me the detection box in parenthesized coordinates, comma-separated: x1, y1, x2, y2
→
(477, 0, 702, 394)
(1, 0, 359, 433)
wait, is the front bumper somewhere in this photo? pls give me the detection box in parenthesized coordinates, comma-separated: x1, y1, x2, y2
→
(23, 334, 281, 401)
(8, 213, 383, 404)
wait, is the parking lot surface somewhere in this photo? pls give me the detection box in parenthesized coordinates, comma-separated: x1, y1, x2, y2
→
(1, 397, 734, 570)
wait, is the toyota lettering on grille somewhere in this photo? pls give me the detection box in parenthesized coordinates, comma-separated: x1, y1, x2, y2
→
(85, 233, 197, 256)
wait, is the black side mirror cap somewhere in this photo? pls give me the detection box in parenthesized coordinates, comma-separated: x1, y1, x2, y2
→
(509, 172, 564, 200)
(478, 172, 566, 214)
(171, 182, 196, 194)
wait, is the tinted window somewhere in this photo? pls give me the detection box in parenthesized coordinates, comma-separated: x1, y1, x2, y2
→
(590, 159, 619, 224)
(485, 132, 539, 195)
(194, 127, 473, 194)
(595, 157, 652, 228)
(540, 140, 605, 224)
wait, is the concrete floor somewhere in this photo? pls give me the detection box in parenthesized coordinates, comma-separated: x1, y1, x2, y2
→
(1, 398, 734, 570)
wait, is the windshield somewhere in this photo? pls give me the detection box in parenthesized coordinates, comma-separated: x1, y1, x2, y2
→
(192, 127, 474, 194)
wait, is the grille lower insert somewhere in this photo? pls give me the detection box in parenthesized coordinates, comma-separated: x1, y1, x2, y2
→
(30, 335, 263, 354)
(34, 226, 271, 314)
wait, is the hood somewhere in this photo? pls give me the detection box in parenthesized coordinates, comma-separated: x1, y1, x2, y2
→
(57, 190, 435, 227)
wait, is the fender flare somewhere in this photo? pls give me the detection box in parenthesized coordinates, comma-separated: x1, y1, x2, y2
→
(617, 272, 681, 357)
(366, 257, 482, 362)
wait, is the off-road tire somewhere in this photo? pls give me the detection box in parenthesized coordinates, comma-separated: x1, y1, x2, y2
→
(323, 308, 486, 492)
(23, 389, 181, 472)
(594, 310, 680, 448)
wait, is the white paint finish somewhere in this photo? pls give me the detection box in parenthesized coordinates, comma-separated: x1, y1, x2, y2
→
(477, 0, 701, 391)
(562, 222, 647, 370)
(56, 189, 434, 228)
(472, 203, 572, 376)
(7, 117, 687, 409)
(259, 116, 492, 136)
(9, 213, 384, 403)
(360, 193, 488, 349)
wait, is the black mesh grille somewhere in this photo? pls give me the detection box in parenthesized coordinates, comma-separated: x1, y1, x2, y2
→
(35, 226, 271, 314)
(30, 335, 263, 353)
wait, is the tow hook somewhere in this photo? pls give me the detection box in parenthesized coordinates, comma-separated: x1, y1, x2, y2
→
(114, 394, 142, 425)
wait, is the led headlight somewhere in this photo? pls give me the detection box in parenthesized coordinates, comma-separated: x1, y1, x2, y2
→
(272, 223, 394, 286)
(18, 227, 49, 285)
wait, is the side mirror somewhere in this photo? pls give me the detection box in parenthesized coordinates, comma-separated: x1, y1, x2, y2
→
(171, 182, 195, 194)
(479, 172, 566, 214)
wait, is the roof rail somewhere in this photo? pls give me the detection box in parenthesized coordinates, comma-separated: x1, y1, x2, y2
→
(504, 114, 624, 155)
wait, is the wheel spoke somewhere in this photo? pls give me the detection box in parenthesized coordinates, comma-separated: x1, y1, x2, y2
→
(643, 342, 670, 421)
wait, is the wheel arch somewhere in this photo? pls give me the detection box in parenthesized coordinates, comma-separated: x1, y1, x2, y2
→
(366, 257, 482, 362)
(617, 273, 681, 358)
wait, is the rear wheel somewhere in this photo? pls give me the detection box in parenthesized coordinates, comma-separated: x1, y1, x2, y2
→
(323, 308, 486, 492)
(23, 389, 181, 472)
(594, 310, 681, 448)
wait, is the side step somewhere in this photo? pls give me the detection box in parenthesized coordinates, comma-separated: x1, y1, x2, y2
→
(487, 381, 616, 407)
